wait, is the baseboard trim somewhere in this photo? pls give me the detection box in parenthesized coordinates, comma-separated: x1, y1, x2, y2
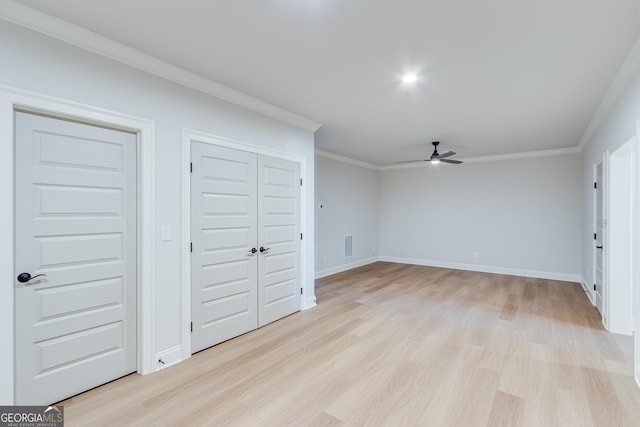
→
(379, 256, 581, 283)
(315, 257, 379, 279)
(580, 277, 596, 305)
(154, 345, 183, 372)
(302, 296, 317, 310)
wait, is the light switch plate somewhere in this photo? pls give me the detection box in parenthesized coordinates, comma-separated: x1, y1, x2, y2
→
(161, 226, 172, 241)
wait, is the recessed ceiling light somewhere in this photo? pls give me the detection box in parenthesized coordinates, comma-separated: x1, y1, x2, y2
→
(402, 74, 417, 83)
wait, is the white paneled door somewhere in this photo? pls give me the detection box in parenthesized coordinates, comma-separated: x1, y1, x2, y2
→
(190, 143, 258, 353)
(15, 112, 137, 405)
(595, 162, 605, 318)
(191, 142, 300, 353)
(258, 156, 301, 327)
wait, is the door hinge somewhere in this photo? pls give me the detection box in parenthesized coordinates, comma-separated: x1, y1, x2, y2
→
(190, 242, 193, 253)
(190, 162, 193, 173)
(300, 233, 303, 240)
(300, 287, 303, 295)
(594, 182, 597, 189)
(300, 178, 303, 186)
(190, 322, 193, 332)
(593, 284, 596, 291)
(593, 233, 597, 240)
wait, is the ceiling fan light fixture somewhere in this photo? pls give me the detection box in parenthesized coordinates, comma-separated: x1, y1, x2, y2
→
(394, 141, 462, 165)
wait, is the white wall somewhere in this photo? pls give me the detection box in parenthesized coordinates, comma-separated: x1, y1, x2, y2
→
(608, 144, 633, 335)
(0, 19, 316, 401)
(314, 154, 379, 277)
(579, 62, 640, 384)
(379, 154, 582, 280)
(581, 71, 640, 301)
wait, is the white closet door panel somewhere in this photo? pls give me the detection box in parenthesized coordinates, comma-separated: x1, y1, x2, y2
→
(258, 156, 301, 327)
(34, 131, 124, 171)
(35, 184, 123, 215)
(28, 306, 125, 343)
(36, 278, 123, 319)
(37, 322, 124, 371)
(191, 142, 258, 353)
(201, 292, 253, 326)
(263, 278, 297, 306)
(200, 227, 253, 264)
(37, 233, 123, 266)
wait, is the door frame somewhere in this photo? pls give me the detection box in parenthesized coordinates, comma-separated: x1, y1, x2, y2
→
(181, 129, 308, 359)
(593, 154, 609, 327)
(634, 120, 640, 389)
(0, 85, 156, 404)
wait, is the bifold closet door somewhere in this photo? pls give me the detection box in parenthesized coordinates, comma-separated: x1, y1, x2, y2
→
(191, 142, 258, 354)
(257, 156, 301, 327)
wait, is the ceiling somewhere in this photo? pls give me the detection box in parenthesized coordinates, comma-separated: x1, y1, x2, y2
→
(14, 0, 640, 165)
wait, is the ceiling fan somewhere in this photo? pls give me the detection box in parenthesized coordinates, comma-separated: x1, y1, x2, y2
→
(396, 141, 463, 165)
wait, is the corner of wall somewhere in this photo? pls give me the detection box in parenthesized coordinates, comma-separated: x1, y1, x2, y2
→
(315, 256, 379, 279)
(154, 346, 184, 372)
(302, 295, 317, 310)
(580, 277, 596, 305)
(379, 256, 581, 283)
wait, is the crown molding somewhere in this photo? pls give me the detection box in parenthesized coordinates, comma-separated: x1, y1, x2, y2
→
(379, 146, 581, 170)
(314, 149, 379, 170)
(317, 145, 580, 171)
(578, 35, 640, 150)
(458, 146, 581, 164)
(0, 0, 321, 133)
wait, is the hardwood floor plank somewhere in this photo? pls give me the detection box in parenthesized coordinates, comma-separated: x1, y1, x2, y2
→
(57, 262, 640, 426)
(306, 412, 344, 427)
(486, 390, 525, 427)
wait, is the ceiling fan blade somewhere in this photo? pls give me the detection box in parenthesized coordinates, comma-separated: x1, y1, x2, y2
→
(438, 151, 456, 159)
(394, 159, 429, 164)
(440, 158, 463, 164)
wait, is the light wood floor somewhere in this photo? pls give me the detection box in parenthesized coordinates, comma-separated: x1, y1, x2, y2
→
(60, 262, 640, 426)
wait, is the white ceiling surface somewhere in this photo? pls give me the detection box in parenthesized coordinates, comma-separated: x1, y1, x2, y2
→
(14, 0, 640, 165)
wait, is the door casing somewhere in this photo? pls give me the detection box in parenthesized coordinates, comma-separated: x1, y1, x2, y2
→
(181, 129, 308, 360)
(0, 85, 156, 404)
(593, 157, 607, 324)
(634, 120, 640, 389)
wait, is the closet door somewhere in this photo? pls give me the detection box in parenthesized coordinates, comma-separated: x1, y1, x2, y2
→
(257, 156, 301, 327)
(191, 143, 258, 353)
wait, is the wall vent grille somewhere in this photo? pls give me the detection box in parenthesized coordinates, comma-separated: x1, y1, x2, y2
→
(344, 235, 353, 258)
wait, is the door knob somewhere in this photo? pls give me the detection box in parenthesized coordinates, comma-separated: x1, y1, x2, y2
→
(248, 248, 258, 256)
(259, 246, 270, 254)
(596, 246, 603, 249)
(17, 272, 47, 283)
